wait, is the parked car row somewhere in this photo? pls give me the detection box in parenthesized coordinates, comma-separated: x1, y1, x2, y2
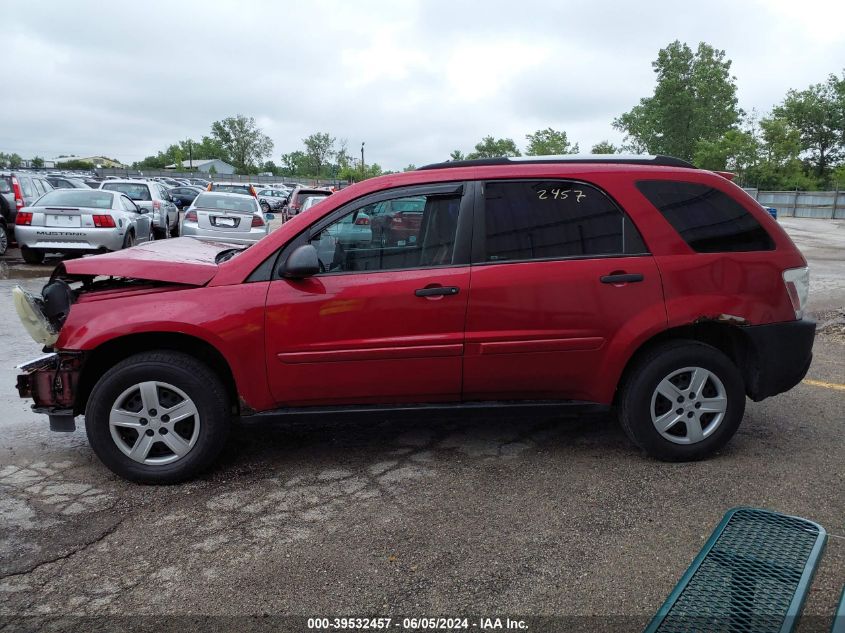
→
(0, 168, 336, 260)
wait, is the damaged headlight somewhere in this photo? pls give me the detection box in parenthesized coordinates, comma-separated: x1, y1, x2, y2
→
(12, 280, 74, 346)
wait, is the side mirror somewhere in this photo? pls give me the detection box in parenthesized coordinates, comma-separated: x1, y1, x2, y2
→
(138, 207, 148, 214)
(282, 244, 320, 279)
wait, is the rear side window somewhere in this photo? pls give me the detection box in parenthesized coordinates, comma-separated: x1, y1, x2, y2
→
(19, 177, 34, 197)
(482, 180, 646, 262)
(636, 180, 774, 252)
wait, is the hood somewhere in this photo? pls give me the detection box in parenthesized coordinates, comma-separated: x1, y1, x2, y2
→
(57, 237, 238, 286)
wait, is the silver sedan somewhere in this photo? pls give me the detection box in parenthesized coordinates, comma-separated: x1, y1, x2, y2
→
(13, 189, 154, 264)
(181, 192, 269, 245)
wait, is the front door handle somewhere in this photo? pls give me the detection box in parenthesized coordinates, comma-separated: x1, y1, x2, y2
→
(600, 273, 644, 284)
(415, 286, 460, 297)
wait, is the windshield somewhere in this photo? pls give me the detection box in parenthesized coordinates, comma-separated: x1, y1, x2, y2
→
(101, 182, 152, 201)
(35, 190, 114, 208)
(194, 193, 257, 213)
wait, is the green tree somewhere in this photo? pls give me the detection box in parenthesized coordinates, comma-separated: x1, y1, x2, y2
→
(525, 128, 578, 155)
(210, 114, 274, 173)
(8, 153, 23, 168)
(302, 132, 336, 177)
(262, 160, 280, 175)
(467, 136, 521, 159)
(449, 150, 465, 161)
(613, 41, 741, 161)
(403, 164, 417, 171)
(693, 129, 759, 183)
(591, 141, 619, 154)
(207, 164, 218, 177)
(31, 156, 45, 168)
(769, 76, 843, 182)
(748, 115, 818, 190)
(281, 151, 309, 177)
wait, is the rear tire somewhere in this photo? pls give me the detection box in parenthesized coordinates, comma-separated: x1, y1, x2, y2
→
(618, 340, 745, 461)
(85, 351, 231, 484)
(122, 230, 135, 250)
(21, 246, 44, 264)
(0, 223, 8, 256)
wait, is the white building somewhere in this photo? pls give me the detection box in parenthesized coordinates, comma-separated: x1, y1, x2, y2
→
(164, 158, 235, 174)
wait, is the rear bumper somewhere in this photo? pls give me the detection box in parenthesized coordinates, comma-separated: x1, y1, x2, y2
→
(14, 225, 124, 251)
(181, 225, 268, 245)
(743, 319, 815, 401)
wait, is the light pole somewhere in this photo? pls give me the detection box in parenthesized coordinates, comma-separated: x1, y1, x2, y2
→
(361, 141, 365, 177)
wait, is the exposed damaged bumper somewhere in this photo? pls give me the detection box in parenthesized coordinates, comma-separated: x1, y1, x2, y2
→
(16, 353, 82, 431)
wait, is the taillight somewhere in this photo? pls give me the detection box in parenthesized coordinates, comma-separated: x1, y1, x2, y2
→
(354, 216, 370, 226)
(251, 214, 265, 227)
(184, 210, 197, 222)
(92, 215, 116, 228)
(153, 200, 161, 210)
(782, 267, 809, 319)
(12, 177, 24, 210)
(15, 212, 33, 225)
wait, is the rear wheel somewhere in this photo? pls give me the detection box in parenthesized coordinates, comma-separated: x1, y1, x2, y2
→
(85, 351, 231, 484)
(0, 223, 8, 256)
(121, 230, 135, 250)
(618, 341, 745, 461)
(21, 246, 44, 264)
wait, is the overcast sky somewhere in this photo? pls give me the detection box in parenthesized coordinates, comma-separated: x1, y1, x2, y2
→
(2, 0, 844, 170)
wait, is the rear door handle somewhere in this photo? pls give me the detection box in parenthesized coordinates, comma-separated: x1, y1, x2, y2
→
(600, 273, 644, 284)
(415, 286, 460, 297)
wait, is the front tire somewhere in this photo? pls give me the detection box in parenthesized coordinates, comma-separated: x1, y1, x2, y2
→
(618, 341, 745, 461)
(85, 351, 231, 484)
(21, 246, 44, 264)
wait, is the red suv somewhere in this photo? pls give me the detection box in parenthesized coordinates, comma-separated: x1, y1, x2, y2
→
(14, 156, 814, 483)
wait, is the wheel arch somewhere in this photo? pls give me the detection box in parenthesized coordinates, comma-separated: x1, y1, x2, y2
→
(613, 321, 758, 404)
(76, 332, 240, 416)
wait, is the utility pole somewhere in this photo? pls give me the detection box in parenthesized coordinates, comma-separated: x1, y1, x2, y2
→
(361, 141, 365, 177)
(188, 139, 193, 172)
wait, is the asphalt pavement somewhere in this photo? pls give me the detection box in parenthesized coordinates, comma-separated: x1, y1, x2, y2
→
(0, 219, 843, 631)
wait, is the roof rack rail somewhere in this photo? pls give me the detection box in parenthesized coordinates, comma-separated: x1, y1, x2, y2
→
(418, 154, 696, 171)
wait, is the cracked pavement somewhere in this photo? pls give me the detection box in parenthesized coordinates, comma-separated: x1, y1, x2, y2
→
(0, 220, 843, 629)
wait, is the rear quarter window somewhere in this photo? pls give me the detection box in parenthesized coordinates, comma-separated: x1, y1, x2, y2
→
(636, 180, 774, 253)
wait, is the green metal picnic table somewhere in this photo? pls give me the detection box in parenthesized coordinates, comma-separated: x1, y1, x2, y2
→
(644, 507, 830, 633)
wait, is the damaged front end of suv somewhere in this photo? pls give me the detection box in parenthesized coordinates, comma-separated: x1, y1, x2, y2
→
(14, 270, 197, 432)
(14, 274, 84, 431)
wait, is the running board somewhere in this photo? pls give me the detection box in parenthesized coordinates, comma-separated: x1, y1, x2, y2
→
(239, 400, 610, 424)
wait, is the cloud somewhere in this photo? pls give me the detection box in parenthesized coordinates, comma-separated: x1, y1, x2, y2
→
(2, 0, 844, 169)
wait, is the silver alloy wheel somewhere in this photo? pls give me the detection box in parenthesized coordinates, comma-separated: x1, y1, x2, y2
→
(650, 366, 728, 445)
(109, 381, 201, 465)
